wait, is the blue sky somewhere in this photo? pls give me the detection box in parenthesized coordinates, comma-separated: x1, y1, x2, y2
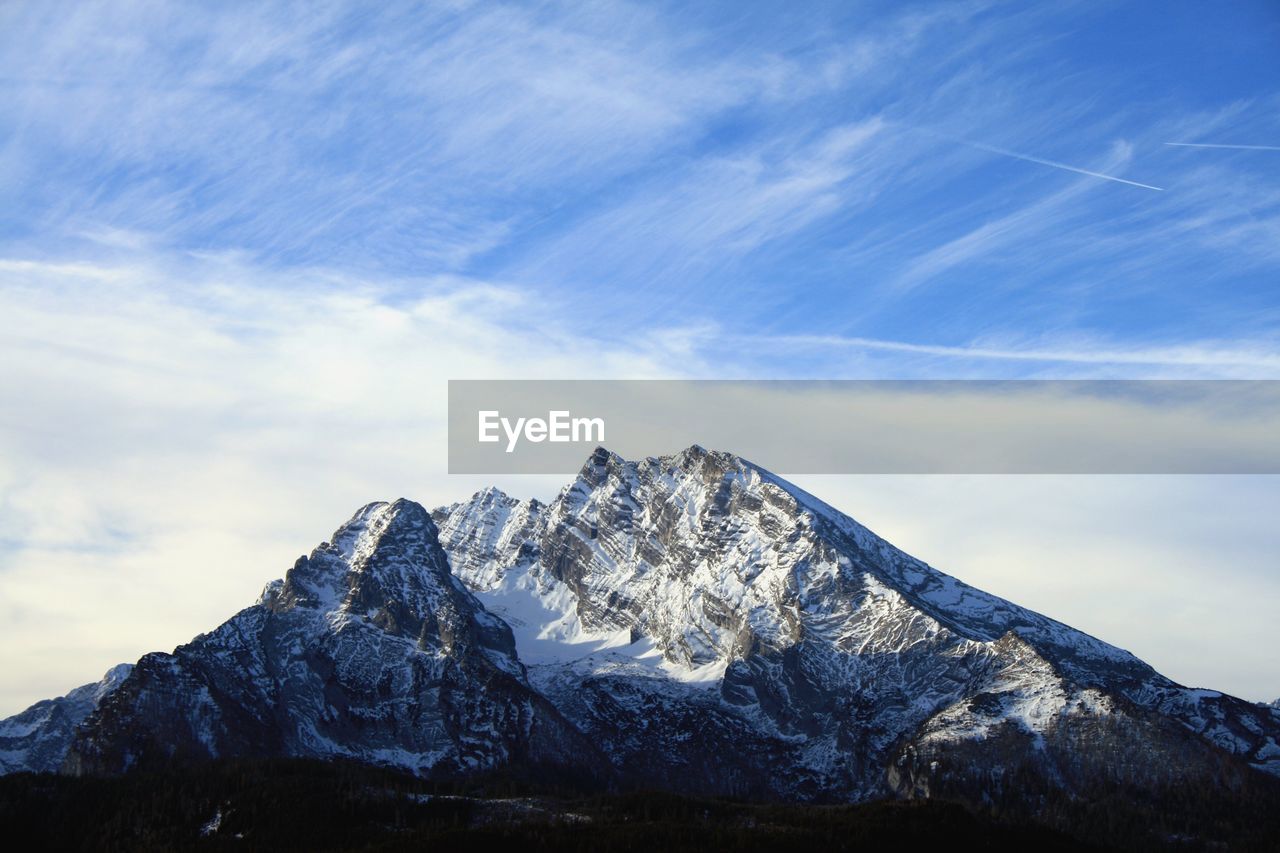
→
(3, 0, 1278, 372)
(1, 1, 1279, 711)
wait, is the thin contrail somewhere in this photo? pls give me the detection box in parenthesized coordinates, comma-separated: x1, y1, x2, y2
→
(1165, 142, 1280, 151)
(967, 141, 1164, 191)
(747, 333, 1280, 370)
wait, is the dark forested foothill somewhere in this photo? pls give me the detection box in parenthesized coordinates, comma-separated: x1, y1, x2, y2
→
(2, 758, 1280, 852)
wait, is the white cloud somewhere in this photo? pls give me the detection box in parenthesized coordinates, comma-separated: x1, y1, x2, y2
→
(1, 249, 1279, 713)
(889, 141, 1144, 293)
(0, 0, 789, 271)
(0, 250, 700, 712)
(511, 119, 891, 288)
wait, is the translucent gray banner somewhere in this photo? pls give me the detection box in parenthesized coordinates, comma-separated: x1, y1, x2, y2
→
(447, 380, 1280, 474)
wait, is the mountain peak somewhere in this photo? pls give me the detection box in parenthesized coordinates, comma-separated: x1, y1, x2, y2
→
(57, 492, 600, 777)
(267, 496, 475, 641)
(573, 444, 756, 494)
(432, 447, 1280, 797)
(574, 445, 625, 484)
(0, 663, 135, 774)
(661, 443, 749, 477)
(10, 448, 1280, 805)
(466, 485, 518, 508)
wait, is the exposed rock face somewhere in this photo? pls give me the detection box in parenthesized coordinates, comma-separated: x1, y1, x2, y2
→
(434, 446, 1280, 798)
(5, 447, 1279, 807)
(0, 664, 132, 774)
(62, 500, 600, 778)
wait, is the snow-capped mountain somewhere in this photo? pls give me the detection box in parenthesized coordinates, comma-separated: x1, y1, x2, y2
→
(434, 446, 1280, 797)
(3, 446, 1278, 805)
(0, 664, 131, 774)
(63, 499, 600, 777)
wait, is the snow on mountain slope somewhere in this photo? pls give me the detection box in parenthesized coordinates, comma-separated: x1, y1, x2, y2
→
(435, 446, 1280, 794)
(4, 445, 1276, 804)
(63, 500, 600, 778)
(0, 664, 132, 774)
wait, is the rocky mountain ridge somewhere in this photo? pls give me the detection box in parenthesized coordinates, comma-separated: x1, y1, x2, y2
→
(0, 664, 132, 774)
(3, 446, 1278, 807)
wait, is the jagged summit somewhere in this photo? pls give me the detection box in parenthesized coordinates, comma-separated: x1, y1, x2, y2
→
(464, 485, 538, 507)
(272, 498, 454, 617)
(0, 663, 134, 774)
(582, 442, 749, 474)
(577, 444, 865, 535)
(59, 495, 595, 777)
(4, 446, 1279, 805)
(436, 446, 1280, 795)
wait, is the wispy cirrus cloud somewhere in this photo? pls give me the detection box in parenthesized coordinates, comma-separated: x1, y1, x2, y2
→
(886, 148, 1123, 296)
(1165, 142, 1280, 151)
(956, 139, 1163, 191)
(0, 1, 786, 270)
(727, 331, 1280, 378)
(507, 118, 892, 304)
(9, 0, 1273, 343)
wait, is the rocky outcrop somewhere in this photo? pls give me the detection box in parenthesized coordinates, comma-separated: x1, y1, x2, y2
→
(436, 446, 1280, 798)
(62, 500, 602, 780)
(0, 664, 131, 774)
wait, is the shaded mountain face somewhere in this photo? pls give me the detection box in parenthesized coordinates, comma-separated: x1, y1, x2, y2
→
(0, 665, 131, 774)
(62, 499, 599, 778)
(4, 447, 1279, 805)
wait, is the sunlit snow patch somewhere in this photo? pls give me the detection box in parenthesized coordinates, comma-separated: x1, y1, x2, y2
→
(471, 564, 724, 686)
